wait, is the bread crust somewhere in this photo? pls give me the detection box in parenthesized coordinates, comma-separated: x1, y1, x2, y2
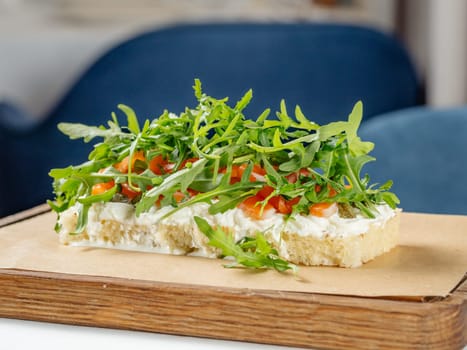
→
(278, 211, 400, 267)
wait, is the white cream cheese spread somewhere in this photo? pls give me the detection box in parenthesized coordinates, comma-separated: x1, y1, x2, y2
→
(59, 202, 396, 249)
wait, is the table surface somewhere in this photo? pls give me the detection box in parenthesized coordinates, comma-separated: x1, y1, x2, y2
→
(0, 318, 308, 350)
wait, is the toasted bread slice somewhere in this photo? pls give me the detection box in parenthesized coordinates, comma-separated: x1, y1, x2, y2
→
(58, 202, 400, 268)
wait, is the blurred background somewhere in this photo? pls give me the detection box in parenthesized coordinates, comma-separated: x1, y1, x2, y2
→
(1, 0, 466, 119)
(1, 0, 467, 216)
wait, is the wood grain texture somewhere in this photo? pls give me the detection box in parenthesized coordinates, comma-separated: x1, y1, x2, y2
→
(0, 269, 465, 350)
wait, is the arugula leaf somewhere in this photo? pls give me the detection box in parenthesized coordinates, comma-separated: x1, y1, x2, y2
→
(78, 183, 117, 206)
(118, 104, 140, 134)
(74, 203, 90, 234)
(49, 166, 74, 179)
(135, 158, 208, 215)
(294, 105, 319, 131)
(378, 191, 400, 209)
(317, 121, 347, 141)
(209, 193, 251, 214)
(57, 123, 128, 143)
(234, 89, 253, 112)
(194, 216, 296, 272)
(345, 101, 374, 156)
(162, 182, 261, 217)
(193, 78, 203, 100)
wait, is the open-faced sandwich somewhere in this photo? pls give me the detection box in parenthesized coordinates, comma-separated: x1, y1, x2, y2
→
(49, 80, 400, 271)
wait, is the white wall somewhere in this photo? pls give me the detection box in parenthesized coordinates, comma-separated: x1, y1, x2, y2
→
(403, 0, 467, 106)
(427, 0, 467, 106)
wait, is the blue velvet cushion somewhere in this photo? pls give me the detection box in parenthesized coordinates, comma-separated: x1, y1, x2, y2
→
(47, 23, 419, 127)
(359, 106, 467, 215)
(0, 23, 420, 217)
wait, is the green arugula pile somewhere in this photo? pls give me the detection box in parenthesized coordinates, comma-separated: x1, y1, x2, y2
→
(49, 79, 399, 272)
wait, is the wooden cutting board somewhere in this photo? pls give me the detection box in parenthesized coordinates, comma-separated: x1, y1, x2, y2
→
(0, 205, 466, 350)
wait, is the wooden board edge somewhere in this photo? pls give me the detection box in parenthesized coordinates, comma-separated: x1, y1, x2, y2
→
(0, 268, 465, 350)
(0, 204, 51, 228)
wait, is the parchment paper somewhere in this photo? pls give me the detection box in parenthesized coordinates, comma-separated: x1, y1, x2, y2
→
(0, 212, 466, 297)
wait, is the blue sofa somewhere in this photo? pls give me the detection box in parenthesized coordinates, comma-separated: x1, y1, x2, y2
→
(0, 23, 420, 217)
(360, 106, 467, 215)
